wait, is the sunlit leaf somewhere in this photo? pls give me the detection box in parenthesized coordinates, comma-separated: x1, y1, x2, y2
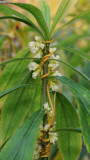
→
(55, 93, 81, 160)
(54, 10, 90, 35)
(39, 0, 51, 30)
(0, 110, 45, 160)
(50, 0, 78, 35)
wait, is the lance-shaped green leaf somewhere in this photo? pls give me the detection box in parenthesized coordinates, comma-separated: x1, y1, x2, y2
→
(0, 49, 30, 92)
(77, 99, 90, 152)
(55, 128, 81, 133)
(55, 76, 90, 114)
(0, 84, 32, 98)
(0, 57, 38, 66)
(54, 33, 88, 47)
(55, 76, 90, 152)
(50, 0, 78, 35)
(55, 93, 81, 160)
(55, 46, 90, 61)
(1, 72, 41, 143)
(0, 1, 50, 40)
(0, 5, 44, 38)
(39, 0, 51, 30)
(13, 3, 50, 39)
(0, 49, 41, 142)
(50, 59, 90, 82)
(54, 10, 90, 35)
(0, 110, 45, 160)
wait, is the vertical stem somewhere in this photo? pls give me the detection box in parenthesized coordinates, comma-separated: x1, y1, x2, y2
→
(41, 44, 49, 160)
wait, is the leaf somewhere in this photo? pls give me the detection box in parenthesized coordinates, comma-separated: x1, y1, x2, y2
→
(77, 99, 90, 152)
(0, 84, 31, 98)
(13, 3, 50, 39)
(0, 49, 41, 142)
(0, 16, 44, 39)
(0, 5, 44, 38)
(54, 10, 90, 35)
(0, 57, 32, 66)
(0, 110, 45, 160)
(56, 46, 90, 61)
(0, 49, 30, 92)
(55, 76, 90, 152)
(54, 33, 88, 47)
(55, 93, 81, 160)
(1, 73, 41, 143)
(55, 76, 90, 114)
(55, 128, 81, 133)
(50, 0, 78, 35)
(51, 59, 90, 82)
(39, 0, 51, 30)
(0, 2, 50, 40)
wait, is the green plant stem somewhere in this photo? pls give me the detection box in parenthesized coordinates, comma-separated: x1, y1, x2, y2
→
(41, 44, 49, 160)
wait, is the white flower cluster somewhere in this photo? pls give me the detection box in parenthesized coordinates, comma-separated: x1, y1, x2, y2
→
(49, 132, 58, 144)
(29, 36, 45, 58)
(28, 36, 62, 82)
(33, 143, 42, 160)
(43, 102, 50, 111)
(48, 79, 62, 92)
(49, 52, 60, 71)
(39, 102, 58, 144)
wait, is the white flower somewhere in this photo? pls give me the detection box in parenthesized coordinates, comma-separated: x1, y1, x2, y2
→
(43, 102, 50, 111)
(33, 50, 42, 58)
(49, 132, 58, 144)
(32, 72, 38, 79)
(28, 62, 39, 71)
(28, 41, 35, 48)
(49, 47, 56, 53)
(49, 79, 62, 92)
(35, 36, 42, 42)
(30, 46, 39, 54)
(34, 143, 42, 159)
(39, 124, 44, 131)
(48, 61, 59, 70)
(32, 68, 42, 79)
(55, 55, 60, 60)
(40, 43, 45, 49)
(48, 110, 53, 117)
(50, 54, 60, 60)
(52, 71, 62, 77)
(44, 124, 50, 131)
